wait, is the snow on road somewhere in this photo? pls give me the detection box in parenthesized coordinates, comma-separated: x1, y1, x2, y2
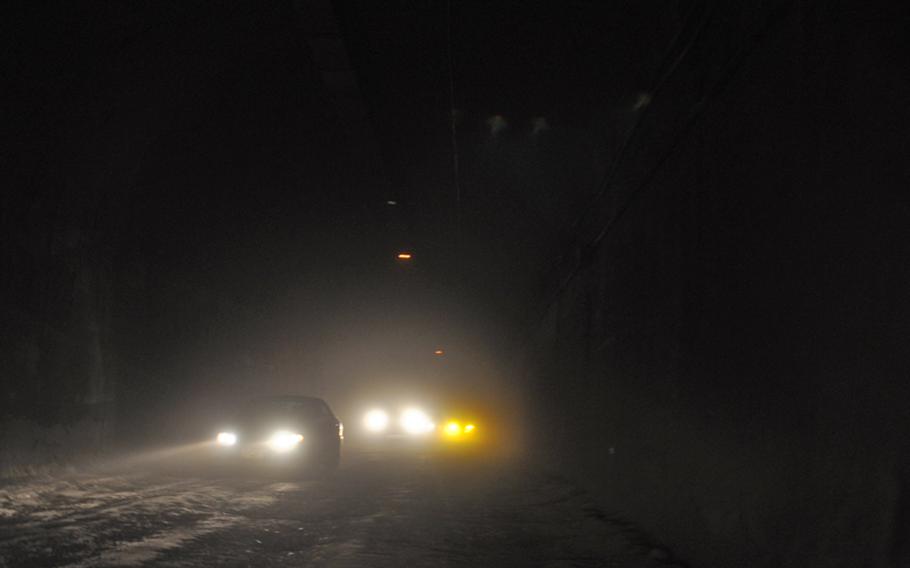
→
(0, 449, 663, 567)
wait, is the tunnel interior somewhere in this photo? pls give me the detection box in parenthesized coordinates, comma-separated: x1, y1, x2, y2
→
(2, 2, 909, 567)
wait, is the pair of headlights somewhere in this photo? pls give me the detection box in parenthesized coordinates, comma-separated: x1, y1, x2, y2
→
(443, 421, 476, 437)
(363, 408, 435, 434)
(215, 430, 303, 452)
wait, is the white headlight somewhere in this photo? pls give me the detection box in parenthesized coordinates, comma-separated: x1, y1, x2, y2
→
(268, 430, 303, 452)
(364, 409, 390, 432)
(400, 408, 434, 435)
(216, 432, 237, 446)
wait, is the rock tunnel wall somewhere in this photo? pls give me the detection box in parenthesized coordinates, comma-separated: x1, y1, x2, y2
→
(524, 3, 910, 566)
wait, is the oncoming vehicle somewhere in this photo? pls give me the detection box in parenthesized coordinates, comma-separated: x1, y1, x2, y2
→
(214, 395, 343, 471)
(360, 406, 436, 440)
(440, 418, 479, 442)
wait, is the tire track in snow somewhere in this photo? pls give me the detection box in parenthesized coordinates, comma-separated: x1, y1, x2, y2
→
(0, 474, 310, 567)
(57, 513, 244, 568)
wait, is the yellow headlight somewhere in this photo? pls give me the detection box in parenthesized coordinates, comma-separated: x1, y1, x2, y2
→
(443, 421, 477, 438)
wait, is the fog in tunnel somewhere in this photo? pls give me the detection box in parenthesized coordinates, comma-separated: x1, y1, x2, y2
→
(4, 2, 910, 567)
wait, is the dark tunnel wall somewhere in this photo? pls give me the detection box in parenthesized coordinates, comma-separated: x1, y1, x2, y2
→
(524, 3, 910, 567)
(0, 1, 357, 470)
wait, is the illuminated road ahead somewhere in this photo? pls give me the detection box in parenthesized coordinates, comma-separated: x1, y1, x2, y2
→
(0, 448, 661, 567)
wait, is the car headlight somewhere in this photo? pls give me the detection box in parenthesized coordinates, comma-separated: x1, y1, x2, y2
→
(443, 421, 477, 437)
(216, 432, 237, 446)
(400, 408, 434, 435)
(364, 409, 390, 432)
(268, 430, 303, 452)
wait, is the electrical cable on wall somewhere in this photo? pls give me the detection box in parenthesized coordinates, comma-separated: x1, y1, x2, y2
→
(446, 0, 462, 263)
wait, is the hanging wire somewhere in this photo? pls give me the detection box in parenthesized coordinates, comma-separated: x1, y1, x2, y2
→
(446, 0, 462, 257)
(527, 1, 795, 332)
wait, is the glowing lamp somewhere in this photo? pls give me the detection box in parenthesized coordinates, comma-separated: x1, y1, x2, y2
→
(267, 430, 303, 452)
(216, 432, 237, 446)
(364, 409, 390, 432)
(401, 408, 434, 435)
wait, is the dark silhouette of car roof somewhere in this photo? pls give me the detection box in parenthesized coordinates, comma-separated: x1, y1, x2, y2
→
(241, 396, 334, 419)
(250, 395, 327, 404)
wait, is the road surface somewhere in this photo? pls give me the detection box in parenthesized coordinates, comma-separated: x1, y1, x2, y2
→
(0, 445, 665, 567)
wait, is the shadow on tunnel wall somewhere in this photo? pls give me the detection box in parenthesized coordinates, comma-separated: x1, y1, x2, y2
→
(522, 2, 910, 567)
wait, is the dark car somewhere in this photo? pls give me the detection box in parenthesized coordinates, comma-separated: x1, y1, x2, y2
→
(214, 395, 342, 471)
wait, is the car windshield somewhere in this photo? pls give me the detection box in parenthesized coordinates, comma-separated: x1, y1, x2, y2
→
(241, 398, 329, 421)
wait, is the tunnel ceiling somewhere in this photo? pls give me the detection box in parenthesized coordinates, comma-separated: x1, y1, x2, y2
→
(3, 0, 686, 398)
(330, 0, 684, 322)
